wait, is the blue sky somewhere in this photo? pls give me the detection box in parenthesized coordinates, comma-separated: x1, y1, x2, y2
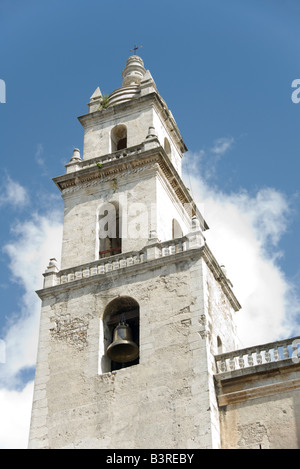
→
(0, 0, 300, 448)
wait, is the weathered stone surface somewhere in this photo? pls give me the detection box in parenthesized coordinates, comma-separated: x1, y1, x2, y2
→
(29, 249, 239, 449)
(29, 53, 300, 450)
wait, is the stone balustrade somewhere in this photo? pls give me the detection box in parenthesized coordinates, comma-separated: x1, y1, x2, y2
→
(57, 250, 146, 286)
(81, 144, 144, 169)
(215, 336, 300, 374)
(65, 144, 144, 174)
(43, 236, 195, 288)
(159, 237, 188, 256)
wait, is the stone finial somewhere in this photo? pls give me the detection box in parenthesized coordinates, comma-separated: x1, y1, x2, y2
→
(191, 215, 201, 231)
(43, 258, 59, 288)
(143, 126, 160, 151)
(65, 148, 82, 174)
(88, 87, 103, 113)
(140, 69, 158, 96)
(90, 87, 102, 101)
(122, 55, 146, 87)
(46, 258, 59, 272)
(145, 126, 157, 139)
(146, 230, 161, 260)
(70, 148, 81, 162)
(187, 216, 205, 249)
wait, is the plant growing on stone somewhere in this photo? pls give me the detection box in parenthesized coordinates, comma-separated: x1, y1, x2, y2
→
(100, 94, 110, 109)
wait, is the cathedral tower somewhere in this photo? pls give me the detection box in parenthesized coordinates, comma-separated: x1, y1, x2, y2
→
(28, 54, 240, 449)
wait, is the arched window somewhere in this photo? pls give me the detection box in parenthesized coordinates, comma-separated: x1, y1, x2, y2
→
(172, 219, 183, 239)
(100, 296, 140, 373)
(111, 124, 127, 152)
(98, 201, 122, 258)
(164, 137, 171, 158)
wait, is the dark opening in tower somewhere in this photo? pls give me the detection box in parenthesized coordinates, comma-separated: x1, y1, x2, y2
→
(103, 296, 140, 372)
(111, 124, 127, 152)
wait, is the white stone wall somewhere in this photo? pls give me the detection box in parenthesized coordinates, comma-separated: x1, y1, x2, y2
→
(201, 261, 239, 448)
(152, 109, 182, 176)
(59, 172, 153, 269)
(80, 99, 183, 176)
(203, 263, 239, 355)
(156, 174, 191, 242)
(29, 54, 247, 450)
(60, 166, 194, 270)
(29, 253, 230, 449)
(81, 104, 153, 160)
(219, 377, 300, 449)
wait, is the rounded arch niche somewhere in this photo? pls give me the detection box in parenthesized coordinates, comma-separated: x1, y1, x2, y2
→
(99, 296, 140, 373)
(111, 124, 127, 152)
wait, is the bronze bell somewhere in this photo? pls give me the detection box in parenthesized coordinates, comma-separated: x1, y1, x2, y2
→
(106, 318, 139, 363)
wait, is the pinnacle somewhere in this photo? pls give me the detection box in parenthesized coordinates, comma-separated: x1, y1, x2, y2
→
(90, 87, 102, 100)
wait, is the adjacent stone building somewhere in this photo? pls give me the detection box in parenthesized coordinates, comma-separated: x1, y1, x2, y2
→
(28, 54, 300, 449)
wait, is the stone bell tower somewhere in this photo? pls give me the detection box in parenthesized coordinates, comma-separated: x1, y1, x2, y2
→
(28, 53, 241, 449)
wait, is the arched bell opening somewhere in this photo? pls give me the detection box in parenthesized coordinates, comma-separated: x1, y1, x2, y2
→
(101, 296, 140, 372)
(111, 124, 127, 152)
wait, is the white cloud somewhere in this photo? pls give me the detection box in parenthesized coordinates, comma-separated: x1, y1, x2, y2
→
(211, 136, 235, 155)
(0, 208, 63, 448)
(1, 210, 63, 387)
(0, 142, 299, 448)
(184, 150, 299, 347)
(186, 137, 235, 182)
(34, 143, 48, 175)
(35, 143, 44, 166)
(0, 381, 34, 449)
(0, 175, 29, 208)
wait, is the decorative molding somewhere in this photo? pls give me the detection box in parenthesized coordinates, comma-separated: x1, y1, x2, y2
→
(217, 377, 300, 407)
(39, 239, 240, 314)
(54, 144, 208, 230)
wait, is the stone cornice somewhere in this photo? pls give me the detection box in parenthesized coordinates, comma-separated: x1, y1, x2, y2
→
(217, 375, 300, 407)
(203, 243, 241, 311)
(53, 142, 209, 230)
(53, 145, 159, 193)
(37, 241, 240, 312)
(37, 243, 200, 298)
(202, 243, 240, 306)
(214, 335, 300, 405)
(215, 360, 300, 406)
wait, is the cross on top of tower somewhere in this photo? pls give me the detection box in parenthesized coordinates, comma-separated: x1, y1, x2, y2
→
(130, 44, 142, 55)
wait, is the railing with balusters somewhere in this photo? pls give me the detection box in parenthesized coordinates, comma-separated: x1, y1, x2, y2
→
(56, 250, 145, 285)
(79, 144, 144, 171)
(215, 336, 300, 374)
(53, 237, 189, 286)
(160, 238, 188, 257)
